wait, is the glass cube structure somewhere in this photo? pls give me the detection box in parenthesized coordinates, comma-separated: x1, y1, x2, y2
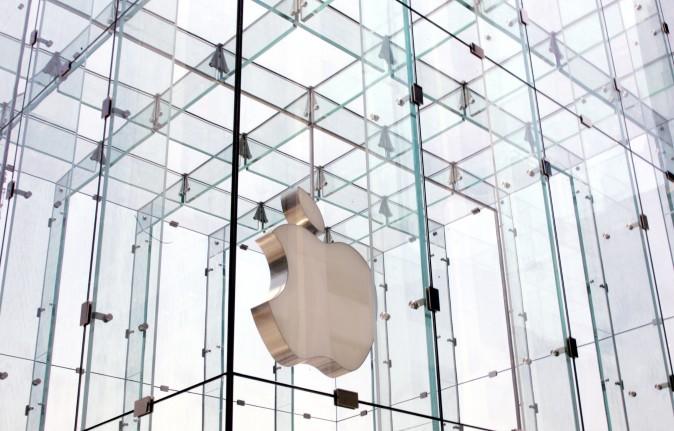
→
(1, 0, 674, 430)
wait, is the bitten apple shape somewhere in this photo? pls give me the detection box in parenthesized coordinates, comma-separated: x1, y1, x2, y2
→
(251, 188, 375, 378)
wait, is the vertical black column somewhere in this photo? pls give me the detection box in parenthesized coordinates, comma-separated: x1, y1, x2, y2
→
(224, 0, 245, 430)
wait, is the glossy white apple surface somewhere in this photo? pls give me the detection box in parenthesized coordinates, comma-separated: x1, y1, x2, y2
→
(251, 188, 375, 378)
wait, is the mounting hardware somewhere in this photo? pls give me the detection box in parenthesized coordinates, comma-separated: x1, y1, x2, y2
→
(426, 286, 440, 312)
(656, 375, 674, 391)
(447, 337, 457, 346)
(80, 301, 113, 326)
(291, 0, 308, 23)
(383, 359, 392, 368)
(639, 214, 649, 231)
(160, 385, 169, 392)
(566, 337, 579, 358)
(379, 312, 390, 321)
(239, 244, 248, 250)
(470, 42, 485, 59)
(411, 83, 424, 106)
(179, 173, 190, 203)
(0, 371, 7, 380)
(408, 298, 425, 310)
(529, 403, 539, 414)
(133, 396, 153, 418)
(36, 307, 45, 318)
(25, 405, 33, 416)
(138, 322, 149, 332)
(209, 43, 229, 79)
(47, 217, 56, 228)
(205, 267, 213, 277)
(131, 244, 140, 254)
(665, 171, 674, 183)
(303, 413, 311, 419)
(101, 97, 130, 119)
(150, 93, 164, 131)
(663, 22, 670, 35)
(101, 97, 112, 118)
(488, 370, 498, 378)
(29, 30, 53, 47)
(201, 348, 211, 357)
(304, 86, 319, 120)
(125, 329, 134, 339)
(628, 391, 637, 397)
(540, 159, 552, 177)
(580, 115, 593, 128)
(6, 181, 31, 200)
(419, 391, 428, 399)
(32, 378, 41, 386)
(334, 388, 359, 409)
(75, 367, 84, 375)
(471, 207, 481, 215)
(90, 141, 107, 165)
(519, 8, 529, 25)
(359, 410, 368, 416)
(236, 399, 246, 406)
(169, 220, 179, 228)
(378, 35, 395, 69)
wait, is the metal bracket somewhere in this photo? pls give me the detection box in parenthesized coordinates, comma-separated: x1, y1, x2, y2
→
(425, 286, 440, 312)
(551, 336, 578, 358)
(236, 399, 246, 406)
(470, 42, 485, 59)
(80, 301, 113, 326)
(6, 181, 31, 200)
(665, 171, 674, 183)
(179, 173, 190, 203)
(411, 83, 424, 106)
(566, 337, 579, 358)
(101, 97, 130, 119)
(29, 30, 53, 47)
(540, 159, 552, 177)
(36, 307, 45, 318)
(150, 93, 164, 131)
(133, 396, 153, 418)
(656, 375, 674, 392)
(0, 371, 7, 380)
(639, 214, 650, 231)
(662, 22, 670, 35)
(334, 388, 359, 409)
(101, 97, 112, 119)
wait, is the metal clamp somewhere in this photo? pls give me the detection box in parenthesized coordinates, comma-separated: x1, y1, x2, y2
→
(29, 30, 53, 47)
(133, 396, 153, 418)
(334, 388, 359, 409)
(80, 301, 113, 326)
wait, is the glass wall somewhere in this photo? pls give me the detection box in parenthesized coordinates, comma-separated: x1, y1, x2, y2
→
(0, 1, 673, 430)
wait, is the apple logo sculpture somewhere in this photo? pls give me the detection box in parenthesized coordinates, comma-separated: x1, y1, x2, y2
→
(251, 187, 375, 378)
